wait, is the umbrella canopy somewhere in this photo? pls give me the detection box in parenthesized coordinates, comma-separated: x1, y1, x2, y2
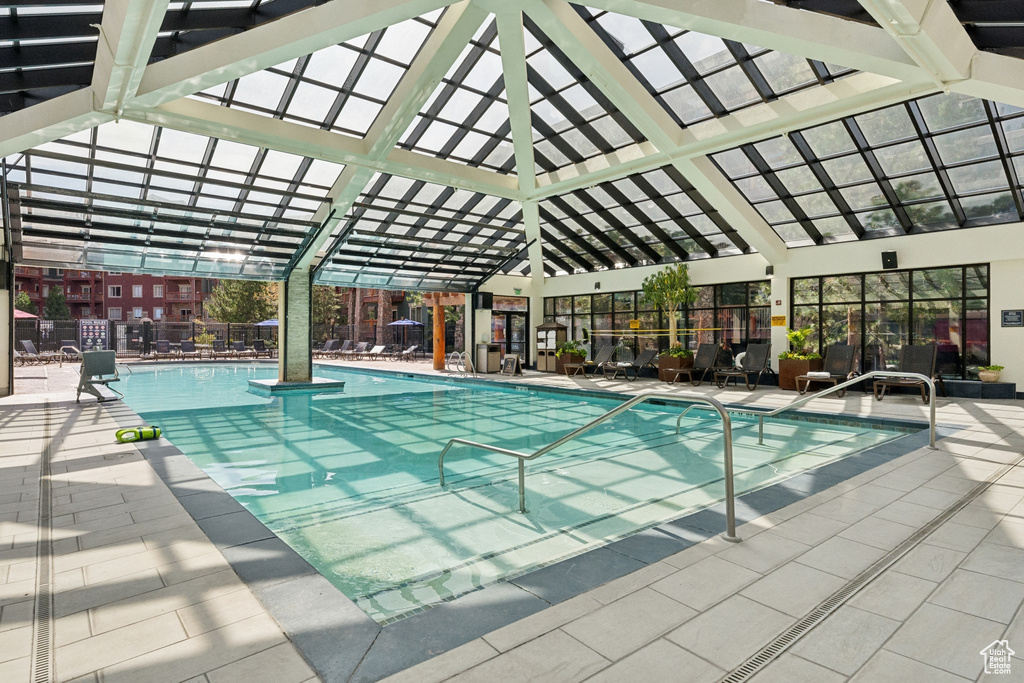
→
(14, 309, 38, 319)
(255, 319, 278, 326)
(387, 319, 424, 326)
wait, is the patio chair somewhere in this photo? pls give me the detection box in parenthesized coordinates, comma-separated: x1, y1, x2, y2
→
(154, 339, 178, 361)
(714, 343, 774, 391)
(76, 350, 123, 403)
(873, 344, 943, 404)
(390, 344, 418, 361)
(341, 341, 368, 360)
(602, 348, 658, 381)
(563, 345, 614, 376)
(19, 340, 61, 364)
(231, 340, 256, 358)
(796, 344, 858, 397)
(363, 344, 387, 360)
(329, 340, 353, 359)
(252, 339, 274, 358)
(315, 339, 339, 359)
(666, 343, 722, 386)
(179, 340, 201, 360)
(60, 339, 82, 363)
(211, 340, 234, 359)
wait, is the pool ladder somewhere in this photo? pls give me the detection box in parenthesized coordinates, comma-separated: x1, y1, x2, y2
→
(438, 392, 742, 542)
(445, 351, 476, 376)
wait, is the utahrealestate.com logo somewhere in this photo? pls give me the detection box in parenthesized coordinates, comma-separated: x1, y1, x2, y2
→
(981, 640, 1014, 675)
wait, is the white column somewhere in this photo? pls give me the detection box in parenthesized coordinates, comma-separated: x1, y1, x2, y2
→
(279, 270, 312, 382)
(769, 266, 790, 373)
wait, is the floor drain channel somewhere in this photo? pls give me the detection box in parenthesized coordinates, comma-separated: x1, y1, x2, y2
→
(720, 450, 1024, 683)
(30, 400, 54, 683)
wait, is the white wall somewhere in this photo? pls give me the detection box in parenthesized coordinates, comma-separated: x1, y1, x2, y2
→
(0, 293, 8, 396)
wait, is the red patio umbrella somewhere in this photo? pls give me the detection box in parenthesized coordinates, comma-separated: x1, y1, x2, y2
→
(14, 309, 38, 319)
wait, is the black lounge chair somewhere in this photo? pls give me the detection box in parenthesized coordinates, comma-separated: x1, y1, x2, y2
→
(796, 344, 858, 397)
(211, 340, 233, 359)
(315, 339, 339, 358)
(666, 343, 721, 386)
(390, 345, 418, 361)
(563, 345, 614, 376)
(715, 343, 774, 391)
(602, 348, 658, 381)
(179, 340, 201, 360)
(231, 340, 256, 358)
(253, 339, 274, 358)
(76, 350, 122, 403)
(874, 344, 943, 403)
(342, 341, 368, 360)
(19, 340, 61, 364)
(154, 339, 178, 360)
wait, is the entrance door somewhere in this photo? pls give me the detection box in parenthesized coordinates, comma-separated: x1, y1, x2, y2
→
(492, 312, 528, 366)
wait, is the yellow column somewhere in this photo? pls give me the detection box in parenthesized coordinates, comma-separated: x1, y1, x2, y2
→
(433, 303, 445, 370)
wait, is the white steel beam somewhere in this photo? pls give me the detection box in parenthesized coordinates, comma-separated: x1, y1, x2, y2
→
(522, 200, 545, 288)
(300, 165, 376, 270)
(0, 89, 111, 158)
(126, 99, 520, 199)
(496, 10, 538, 194)
(91, 0, 170, 114)
(133, 0, 454, 108)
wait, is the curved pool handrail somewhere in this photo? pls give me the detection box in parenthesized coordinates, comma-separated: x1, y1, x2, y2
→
(438, 391, 740, 542)
(675, 370, 936, 449)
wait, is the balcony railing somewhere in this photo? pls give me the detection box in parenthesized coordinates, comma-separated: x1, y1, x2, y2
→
(66, 293, 97, 301)
(164, 291, 196, 301)
(66, 271, 96, 279)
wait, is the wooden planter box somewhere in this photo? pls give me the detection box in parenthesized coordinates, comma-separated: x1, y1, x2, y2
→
(556, 353, 585, 375)
(658, 354, 694, 382)
(778, 357, 823, 391)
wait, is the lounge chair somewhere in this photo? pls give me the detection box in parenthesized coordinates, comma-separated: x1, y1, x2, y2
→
(231, 340, 256, 358)
(315, 339, 339, 359)
(60, 339, 82, 363)
(154, 339, 178, 360)
(179, 340, 201, 360)
(390, 345, 418, 361)
(796, 344, 858, 397)
(362, 344, 387, 360)
(602, 348, 658, 381)
(666, 343, 722, 386)
(341, 342, 368, 360)
(76, 350, 123, 403)
(253, 339, 274, 358)
(211, 340, 234, 359)
(19, 340, 61, 364)
(873, 344, 943, 403)
(715, 343, 774, 391)
(563, 345, 614, 376)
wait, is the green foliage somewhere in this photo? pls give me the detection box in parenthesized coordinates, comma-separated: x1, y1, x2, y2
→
(780, 325, 820, 360)
(43, 287, 70, 320)
(193, 320, 216, 345)
(663, 342, 693, 359)
(312, 286, 340, 326)
(555, 340, 587, 359)
(640, 263, 699, 345)
(206, 280, 277, 323)
(14, 291, 35, 314)
(981, 365, 1004, 372)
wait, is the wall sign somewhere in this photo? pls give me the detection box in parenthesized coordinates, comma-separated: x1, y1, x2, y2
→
(1001, 310, 1024, 327)
(629, 319, 640, 330)
(771, 315, 787, 327)
(80, 319, 108, 350)
(501, 354, 522, 375)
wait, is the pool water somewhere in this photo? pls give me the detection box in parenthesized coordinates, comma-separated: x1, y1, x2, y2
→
(119, 364, 913, 623)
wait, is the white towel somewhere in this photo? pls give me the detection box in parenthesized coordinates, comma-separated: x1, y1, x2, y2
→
(805, 371, 831, 379)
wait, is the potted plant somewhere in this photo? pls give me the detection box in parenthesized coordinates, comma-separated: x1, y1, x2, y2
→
(659, 341, 695, 382)
(978, 365, 1004, 383)
(778, 326, 822, 390)
(641, 262, 700, 349)
(555, 340, 587, 375)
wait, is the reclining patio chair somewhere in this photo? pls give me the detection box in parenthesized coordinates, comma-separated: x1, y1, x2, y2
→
(390, 345, 418, 361)
(179, 340, 202, 360)
(231, 340, 256, 358)
(211, 340, 234, 359)
(873, 343, 943, 404)
(363, 344, 387, 360)
(714, 343, 774, 391)
(796, 344, 858, 397)
(153, 339, 178, 360)
(563, 345, 614, 376)
(252, 339, 274, 358)
(19, 340, 61, 364)
(315, 339, 339, 359)
(331, 340, 353, 358)
(666, 343, 722, 386)
(341, 341, 368, 360)
(602, 348, 658, 381)
(76, 350, 123, 403)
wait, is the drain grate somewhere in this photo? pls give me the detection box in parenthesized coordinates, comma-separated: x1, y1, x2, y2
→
(30, 401, 54, 683)
(721, 450, 1024, 683)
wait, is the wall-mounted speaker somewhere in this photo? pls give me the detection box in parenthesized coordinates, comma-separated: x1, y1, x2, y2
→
(475, 292, 493, 309)
(765, 265, 774, 276)
(881, 251, 898, 270)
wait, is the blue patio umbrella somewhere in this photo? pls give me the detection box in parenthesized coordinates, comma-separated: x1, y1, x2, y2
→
(387, 318, 424, 346)
(256, 319, 278, 326)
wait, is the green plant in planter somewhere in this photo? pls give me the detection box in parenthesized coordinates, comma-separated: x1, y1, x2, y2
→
(555, 340, 588, 359)
(981, 365, 1005, 372)
(664, 341, 694, 358)
(779, 326, 821, 360)
(640, 263, 699, 346)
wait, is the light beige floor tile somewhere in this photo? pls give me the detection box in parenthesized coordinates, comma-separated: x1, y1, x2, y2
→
(899, 486, 963, 511)
(740, 561, 846, 618)
(483, 594, 601, 653)
(810, 496, 881, 524)
(205, 642, 316, 683)
(884, 603, 1005, 679)
(666, 595, 792, 670)
(928, 569, 1024, 623)
(847, 570, 936, 621)
(838, 516, 917, 551)
(844, 483, 906, 507)
(850, 649, 971, 682)
(984, 518, 1024, 549)
(715, 531, 810, 574)
(0, 598, 32, 633)
(872, 499, 941, 528)
(177, 588, 267, 638)
(924, 521, 991, 553)
(749, 653, 846, 683)
(0, 656, 30, 683)
(586, 561, 675, 605)
(586, 638, 723, 683)
(891, 543, 966, 583)
(949, 503, 1005, 530)
(795, 536, 887, 580)
(650, 555, 761, 611)
(380, 640, 497, 683)
(960, 542, 1024, 583)
(790, 605, 900, 675)
(54, 610, 92, 648)
(0, 624, 31, 663)
(561, 587, 695, 661)
(450, 630, 607, 683)
(55, 611, 187, 681)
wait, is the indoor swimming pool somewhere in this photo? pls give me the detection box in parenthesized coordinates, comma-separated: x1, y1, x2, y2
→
(118, 364, 917, 623)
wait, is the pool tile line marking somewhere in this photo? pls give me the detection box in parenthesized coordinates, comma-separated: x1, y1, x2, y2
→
(31, 401, 54, 683)
(719, 447, 1024, 683)
(97, 393, 956, 682)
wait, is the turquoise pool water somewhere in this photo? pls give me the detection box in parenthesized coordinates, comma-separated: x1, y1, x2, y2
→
(119, 364, 913, 623)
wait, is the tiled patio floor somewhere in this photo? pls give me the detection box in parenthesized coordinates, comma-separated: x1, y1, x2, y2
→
(2, 359, 1023, 682)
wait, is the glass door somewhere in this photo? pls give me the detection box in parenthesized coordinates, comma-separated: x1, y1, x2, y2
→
(491, 312, 528, 366)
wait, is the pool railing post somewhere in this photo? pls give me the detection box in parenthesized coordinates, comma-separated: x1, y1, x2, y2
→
(518, 460, 527, 514)
(720, 409, 740, 543)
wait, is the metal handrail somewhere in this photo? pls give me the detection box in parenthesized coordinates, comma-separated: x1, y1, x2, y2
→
(675, 370, 936, 449)
(438, 391, 741, 541)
